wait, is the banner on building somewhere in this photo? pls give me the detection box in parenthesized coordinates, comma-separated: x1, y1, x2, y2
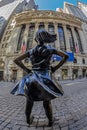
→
(21, 41, 26, 53)
(75, 42, 79, 53)
(52, 52, 74, 62)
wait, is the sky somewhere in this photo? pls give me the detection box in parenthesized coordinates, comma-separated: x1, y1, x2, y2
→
(35, 0, 87, 10)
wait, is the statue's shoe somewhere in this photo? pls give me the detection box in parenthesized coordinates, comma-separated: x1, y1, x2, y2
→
(27, 116, 34, 125)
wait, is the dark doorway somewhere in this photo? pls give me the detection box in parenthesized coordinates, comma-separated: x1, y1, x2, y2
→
(82, 69, 86, 77)
(61, 69, 68, 80)
(0, 71, 3, 81)
(12, 70, 17, 82)
(72, 69, 78, 79)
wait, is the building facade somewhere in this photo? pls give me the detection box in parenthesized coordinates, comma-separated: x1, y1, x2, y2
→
(78, 2, 87, 17)
(0, 0, 38, 41)
(64, 2, 87, 79)
(0, 9, 87, 81)
(0, 0, 16, 7)
(0, 0, 38, 81)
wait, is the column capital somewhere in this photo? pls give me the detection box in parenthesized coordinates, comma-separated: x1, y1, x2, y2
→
(62, 23, 66, 26)
(54, 22, 58, 26)
(35, 23, 39, 32)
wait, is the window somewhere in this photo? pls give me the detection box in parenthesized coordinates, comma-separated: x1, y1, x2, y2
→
(5, 43, 8, 48)
(5, 31, 9, 35)
(27, 24, 35, 50)
(67, 27, 75, 52)
(17, 24, 26, 50)
(1, 44, 4, 48)
(7, 26, 11, 30)
(6, 36, 10, 41)
(8, 31, 12, 34)
(48, 24, 54, 34)
(39, 22, 44, 30)
(74, 28, 83, 53)
(3, 37, 6, 41)
(58, 25, 66, 51)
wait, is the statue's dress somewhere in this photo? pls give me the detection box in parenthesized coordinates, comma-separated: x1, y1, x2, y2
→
(11, 45, 64, 101)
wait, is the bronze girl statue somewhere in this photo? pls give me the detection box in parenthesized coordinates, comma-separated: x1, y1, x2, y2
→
(11, 29, 68, 127)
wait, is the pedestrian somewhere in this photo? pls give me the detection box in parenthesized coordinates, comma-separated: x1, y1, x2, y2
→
(11, 29, 68, 127)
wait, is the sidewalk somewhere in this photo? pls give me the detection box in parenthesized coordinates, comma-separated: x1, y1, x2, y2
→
(59, 77, 87, 84)
(0, 80, 87, 130)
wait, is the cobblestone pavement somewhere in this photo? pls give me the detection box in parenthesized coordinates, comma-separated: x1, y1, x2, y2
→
(0, 78, 87, 130)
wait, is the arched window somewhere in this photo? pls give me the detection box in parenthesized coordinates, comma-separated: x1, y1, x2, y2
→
(67, 27, 75, 52)
(58, 25, 66, 51)
(39, 22, 44, 30)
(48, 23, 54, 34)
(74, 28, 83, 53)
(48, 23, 55, 47)
(27, 23, 35, 50)
(17, 24, 26, 50)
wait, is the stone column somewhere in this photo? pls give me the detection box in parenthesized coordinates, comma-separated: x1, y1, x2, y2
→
(4, 57, 9, 81)
(23, 24, 29, 47)
(33, 23, 39, 47)
(35, 23, 39, 32)
(68, 66, 73, 80)
(71, 27, 77, 49)
(78, 30, 87, 53)
(63, 24, 70, 51)
(8, 26, 22, 53)
(78, 67, 82, 78)
(54, 23, 60, 49)
(45, 23, 48, 31)
(71, 27, 77, 41)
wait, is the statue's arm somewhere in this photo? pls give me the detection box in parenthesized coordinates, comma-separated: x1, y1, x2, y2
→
(14, 52, 31, 73)
(51, 50, 69, 73)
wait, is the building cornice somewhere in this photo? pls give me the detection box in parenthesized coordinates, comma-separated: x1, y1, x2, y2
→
(14, 10, 82, 28)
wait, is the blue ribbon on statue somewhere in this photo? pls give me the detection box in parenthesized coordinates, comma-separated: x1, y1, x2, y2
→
(52, 52, 74, 62)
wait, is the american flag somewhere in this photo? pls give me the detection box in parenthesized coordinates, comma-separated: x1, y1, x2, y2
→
(75, 42, 79, 53)
(21, 42, 26, 53)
